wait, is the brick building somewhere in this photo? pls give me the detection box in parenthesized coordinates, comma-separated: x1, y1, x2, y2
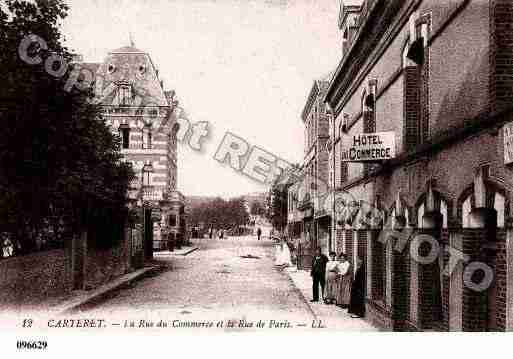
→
(81, 44, 186, 258)
(287, 78, 332, 267)
(325, 0, 513, 331)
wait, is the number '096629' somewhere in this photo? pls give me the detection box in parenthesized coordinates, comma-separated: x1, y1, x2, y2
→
(17, 340, 48, 350)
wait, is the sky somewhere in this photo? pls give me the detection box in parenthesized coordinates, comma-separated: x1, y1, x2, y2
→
(61, 0, 342, 198)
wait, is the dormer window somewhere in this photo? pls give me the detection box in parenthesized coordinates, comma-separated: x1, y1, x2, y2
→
(118, 84, 132, 106)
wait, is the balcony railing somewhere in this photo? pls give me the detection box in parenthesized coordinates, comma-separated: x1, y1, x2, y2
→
(141, 186, 163, 202)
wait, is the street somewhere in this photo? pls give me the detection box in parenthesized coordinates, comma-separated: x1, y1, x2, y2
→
(78, 235, 316, 330)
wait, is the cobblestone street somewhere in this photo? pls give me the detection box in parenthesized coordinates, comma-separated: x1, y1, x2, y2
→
(78, 236, 317, 330)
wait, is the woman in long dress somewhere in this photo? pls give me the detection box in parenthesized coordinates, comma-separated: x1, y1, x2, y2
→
(275, 239, 292, 267)
(324, 252, 340, 304)
(336, 253, 352, 308)
(349, 257, 366, 318)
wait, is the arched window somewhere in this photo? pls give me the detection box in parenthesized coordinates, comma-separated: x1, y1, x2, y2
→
(416, 194, 449, 229)
(362, 84, 376, 177)
(460, 184, 508, 228)
(403, 15, 430, 152)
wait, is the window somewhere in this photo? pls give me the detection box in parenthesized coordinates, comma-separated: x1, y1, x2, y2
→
(403, 17, 430, 152)
(142, 129, 152, 149)
(363, 89, 376, 177)
(142, 162, 153, 186)
(118, 85, 132, 106)
(119, 125, 130, 149)
(341, 161, 348, 184)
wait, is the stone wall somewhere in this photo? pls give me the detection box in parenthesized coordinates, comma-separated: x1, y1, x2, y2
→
(0, 249, 72, 307)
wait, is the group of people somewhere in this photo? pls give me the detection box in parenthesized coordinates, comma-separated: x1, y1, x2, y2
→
(310, 247, 366, 318)
(208, 227, 227, 239)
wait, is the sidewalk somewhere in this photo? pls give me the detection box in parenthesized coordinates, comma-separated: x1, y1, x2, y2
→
(285, 266, 378, 331)
(154, 245, 199, 257)
(50, 265, 162, 314)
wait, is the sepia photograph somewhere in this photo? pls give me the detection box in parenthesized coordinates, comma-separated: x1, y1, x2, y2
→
(0, 0, 512, 355)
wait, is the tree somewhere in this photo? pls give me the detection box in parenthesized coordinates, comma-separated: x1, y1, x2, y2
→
(266, 178, 288, 231)
(250, 200, 265, 216)
(186, 197, 249, 230)
(227, 197, 249, 227)
(0, 0, 135, 251)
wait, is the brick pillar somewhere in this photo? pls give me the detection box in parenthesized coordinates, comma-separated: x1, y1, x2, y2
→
(392, 238, 410, 330)
(410, 246, 420, 327)
(366, 229, 373, 302)
(357, 229, 368, 280)
(494, 229, 507, 331)
(461, 229, 488, 331)
(370, 229, 385, 301)
(353, 230, 358, 273)
(490, 0, 513, 113)
(441, 228, 451, 331)
(385, 239, 393, 308)
(507, 226, 513, 330)
(403, 65, 420, 152)
(449, 232, 463, 331)
(346, 229, 354, 276)
(418, 227, 443, 329)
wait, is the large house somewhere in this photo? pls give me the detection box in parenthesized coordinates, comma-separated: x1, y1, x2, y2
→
(80, 43, 186, 258)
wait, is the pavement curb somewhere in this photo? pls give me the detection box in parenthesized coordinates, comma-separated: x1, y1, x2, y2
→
(59, 265, 163, 314)
(180, 247, 199, 256)
(281, 267, 318, 320)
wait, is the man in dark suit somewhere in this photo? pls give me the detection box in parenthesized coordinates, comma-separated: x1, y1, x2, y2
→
(310, 247, 328, 302)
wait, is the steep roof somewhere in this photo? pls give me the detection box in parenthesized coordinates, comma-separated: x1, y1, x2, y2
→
(94, 44, 168, 107)
(301, 77, 331, 122)
(110, 45, 145, 54)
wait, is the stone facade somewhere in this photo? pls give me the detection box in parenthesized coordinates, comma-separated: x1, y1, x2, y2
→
(80, 45, 186, 256)
(325, 0, 513, 331)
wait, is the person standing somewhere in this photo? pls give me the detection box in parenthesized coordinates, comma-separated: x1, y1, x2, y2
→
(336, 253, 352, 308)
(348, 257, 366, 318)
(310, 247, 328, 302)
(209, 226, 213, 239)
(257, 227, 262, 241)
(324, 251, 340, 304)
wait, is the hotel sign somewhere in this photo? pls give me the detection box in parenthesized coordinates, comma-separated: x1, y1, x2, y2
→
(505, 122, 513, 165)
(341, 132, 396, 162)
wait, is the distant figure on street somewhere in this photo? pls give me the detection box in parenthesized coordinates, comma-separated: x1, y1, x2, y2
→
(209, 226, 213, 239)
(218, 229, 223, 239)
(348, 257, 366, 318)
(324, 251, 340, 304)
(310, 247, 328, 303)
(257, 227, 262, 241)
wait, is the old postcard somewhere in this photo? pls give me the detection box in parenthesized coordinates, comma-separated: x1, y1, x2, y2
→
(1, 0, 512, 355)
